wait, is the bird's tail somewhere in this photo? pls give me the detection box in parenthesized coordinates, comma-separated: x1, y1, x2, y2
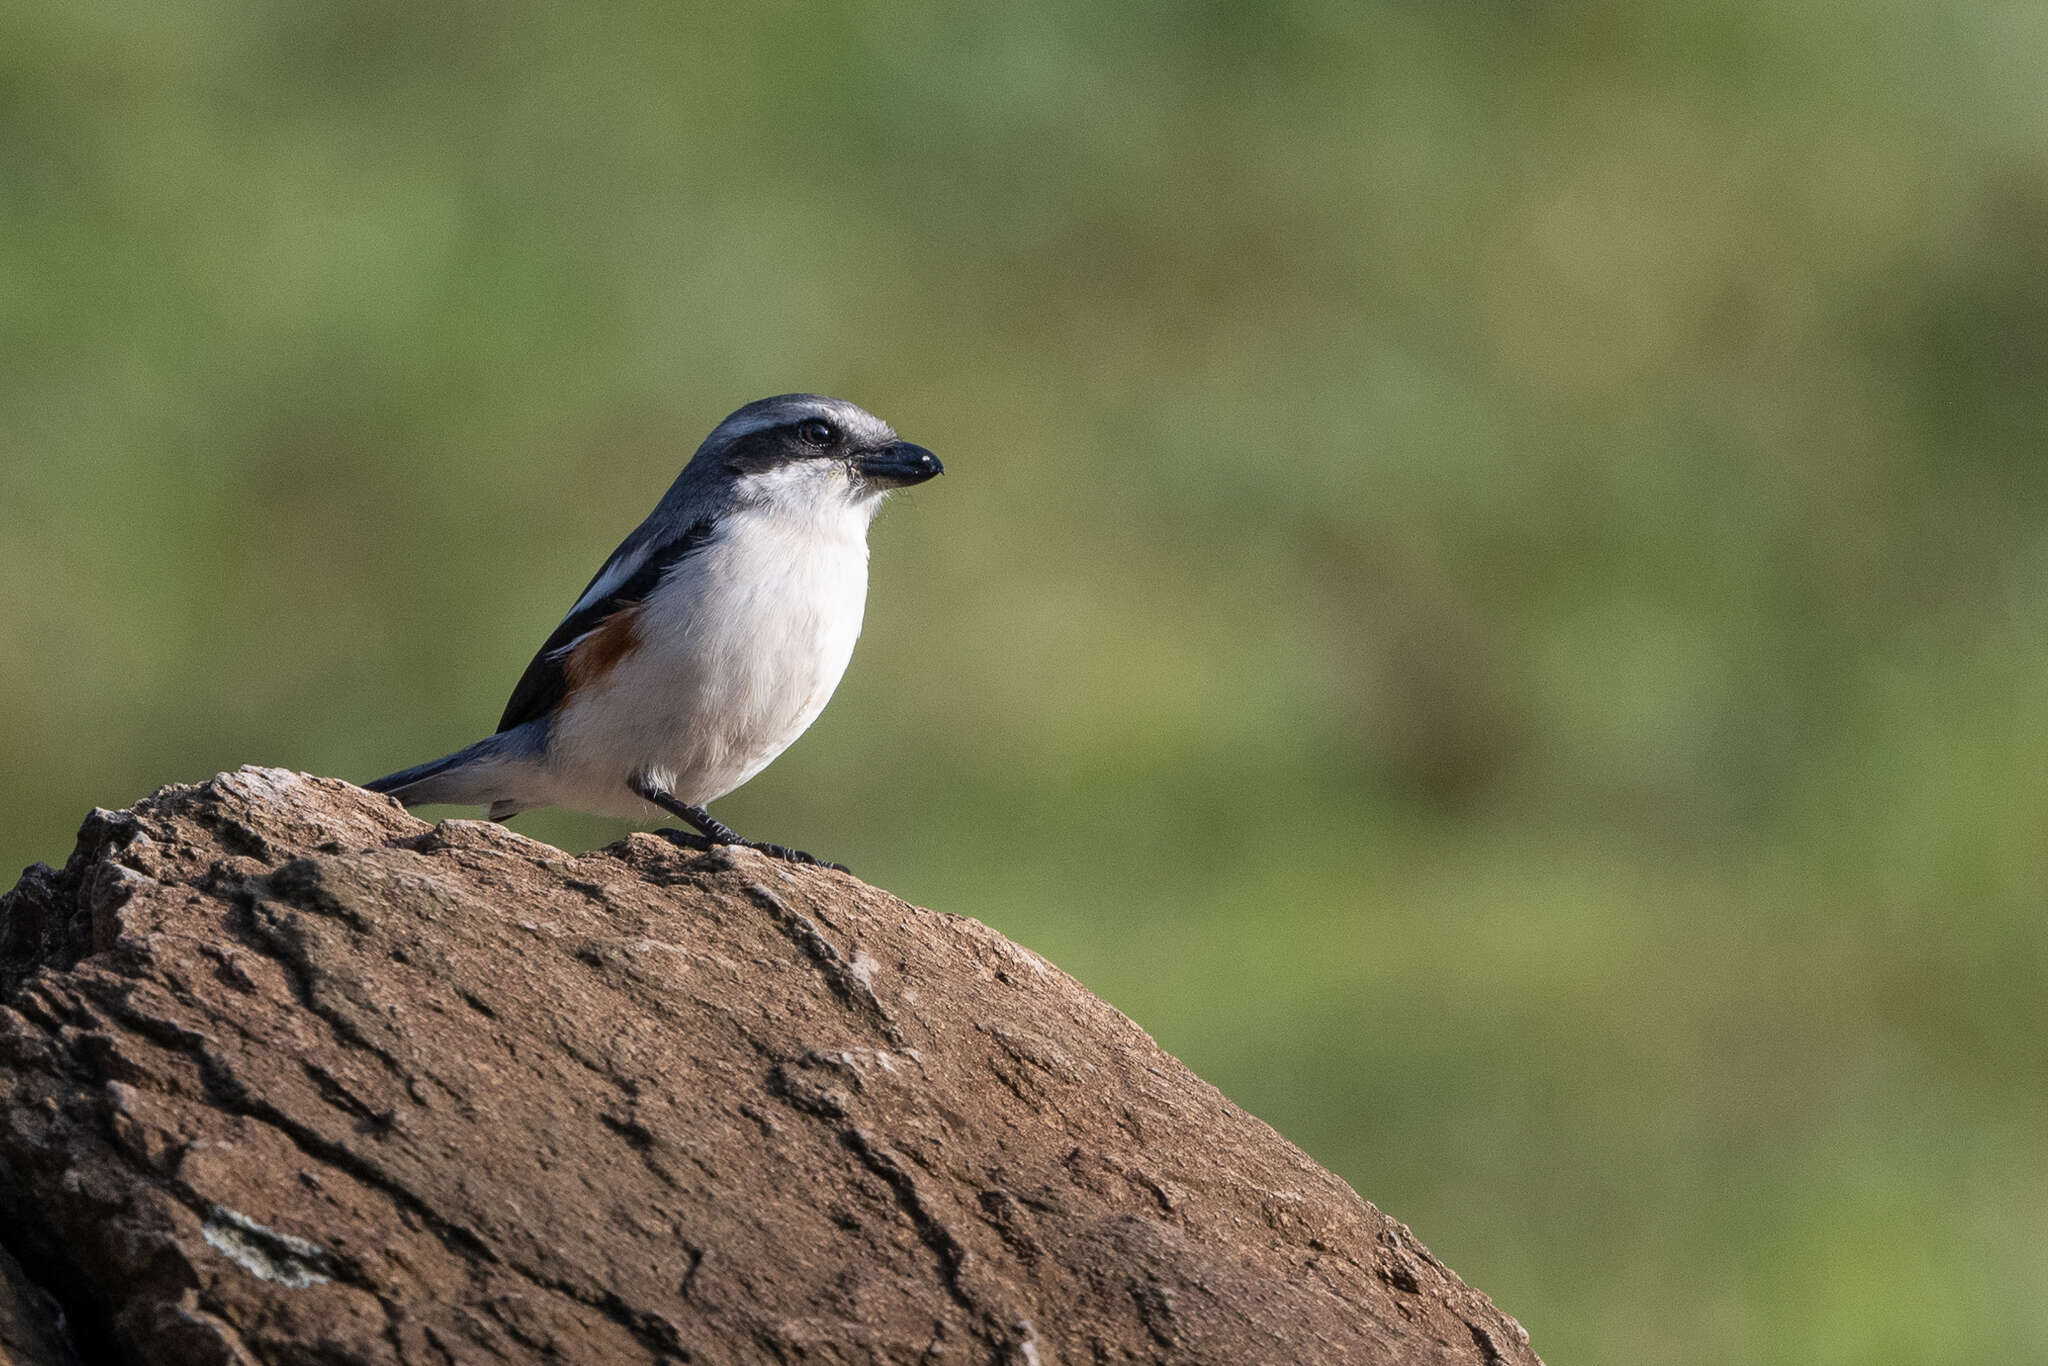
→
(363, 730, 537, 810)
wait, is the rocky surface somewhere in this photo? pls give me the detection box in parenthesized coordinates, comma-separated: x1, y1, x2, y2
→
(0, 768, 1539, 1365)
(1, 1243, 78, 1366)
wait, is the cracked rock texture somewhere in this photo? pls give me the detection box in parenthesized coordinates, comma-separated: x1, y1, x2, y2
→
(0, 768, 1540, 1366)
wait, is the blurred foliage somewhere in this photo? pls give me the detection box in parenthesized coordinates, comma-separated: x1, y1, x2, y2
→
(5, 1, 2048, 1360)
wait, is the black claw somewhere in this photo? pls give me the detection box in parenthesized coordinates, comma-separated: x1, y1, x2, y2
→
(626, 781, 845, 871)
(646, 825, 845, 871)
(747, 840, 850, 874)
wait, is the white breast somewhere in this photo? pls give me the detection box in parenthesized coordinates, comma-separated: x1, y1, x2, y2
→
(545, 501, 871, 815)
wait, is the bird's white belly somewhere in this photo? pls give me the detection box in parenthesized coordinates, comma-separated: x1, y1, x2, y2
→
(545, 510, 869, 816)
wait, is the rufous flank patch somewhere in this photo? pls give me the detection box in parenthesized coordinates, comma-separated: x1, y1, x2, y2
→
(563, 603, 645, 695)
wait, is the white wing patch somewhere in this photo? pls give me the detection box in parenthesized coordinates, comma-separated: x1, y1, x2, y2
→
(567, 541, 653, 618)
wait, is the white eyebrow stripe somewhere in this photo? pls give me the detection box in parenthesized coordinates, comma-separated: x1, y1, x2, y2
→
(708, 401, 896, 449)
(705, 411, 787, 443)
(846, 412, 897, 446)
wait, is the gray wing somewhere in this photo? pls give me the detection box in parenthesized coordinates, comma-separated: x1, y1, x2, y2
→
(496, 517, 717, 734)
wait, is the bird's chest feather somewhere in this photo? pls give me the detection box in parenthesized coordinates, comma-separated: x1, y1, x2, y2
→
(638, 507, 870, 733)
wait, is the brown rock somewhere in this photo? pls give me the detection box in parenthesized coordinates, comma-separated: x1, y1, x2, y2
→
(1, 1241, 77, 1366)
(0, 768, 1539, 1365)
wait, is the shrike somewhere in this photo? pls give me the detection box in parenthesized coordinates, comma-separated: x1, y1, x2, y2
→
(365, 394, 942, 868)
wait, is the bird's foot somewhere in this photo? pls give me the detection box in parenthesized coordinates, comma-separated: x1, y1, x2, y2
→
(682, 809, 850, 872)
(737, 839, 850, 875)
(653, 825, 847, 873)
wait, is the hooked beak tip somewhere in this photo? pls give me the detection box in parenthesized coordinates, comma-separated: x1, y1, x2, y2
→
(860, 440, 943, 488)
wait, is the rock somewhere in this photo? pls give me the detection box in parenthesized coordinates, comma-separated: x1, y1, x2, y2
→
(0, 768, 1539, 1365)
(1, 1242, 78, 1366)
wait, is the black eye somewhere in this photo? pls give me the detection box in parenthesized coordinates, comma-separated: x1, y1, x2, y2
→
(796, 418, 836, 447)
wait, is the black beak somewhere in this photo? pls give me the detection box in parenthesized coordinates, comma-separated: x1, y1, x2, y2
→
(856, 440, 943, 488)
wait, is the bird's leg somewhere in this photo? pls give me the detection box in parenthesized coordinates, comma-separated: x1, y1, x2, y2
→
(628, 776, 848, 873)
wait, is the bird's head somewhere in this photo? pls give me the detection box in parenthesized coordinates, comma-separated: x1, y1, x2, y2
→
(695, 394, 942, 520)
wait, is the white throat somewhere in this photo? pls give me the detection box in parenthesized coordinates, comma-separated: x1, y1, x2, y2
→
(733, 459, 887, 535)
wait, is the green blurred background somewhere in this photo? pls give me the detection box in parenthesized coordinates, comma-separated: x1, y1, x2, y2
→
(5, 1, 2046, 1359)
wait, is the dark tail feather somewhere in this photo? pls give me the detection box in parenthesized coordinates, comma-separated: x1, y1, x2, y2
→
(362, 731, 532, 809)
(364, 751, 466, 799)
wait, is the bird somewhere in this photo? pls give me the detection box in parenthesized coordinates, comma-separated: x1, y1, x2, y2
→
(364, 393, 943, 869)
